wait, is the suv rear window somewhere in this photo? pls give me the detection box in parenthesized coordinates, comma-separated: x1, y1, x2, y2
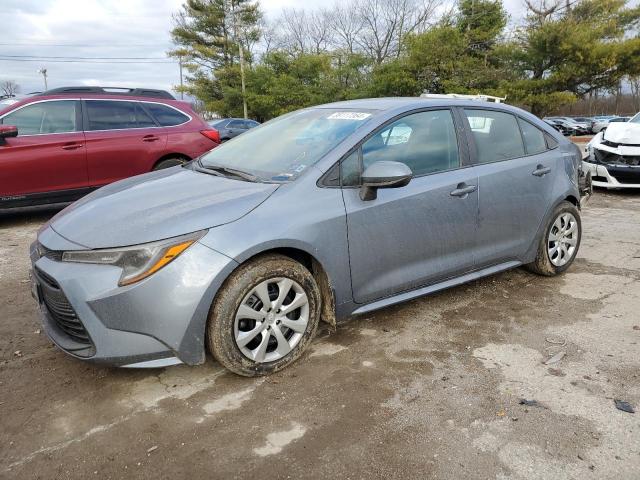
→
(144, 103, 190, 126)
(1, 100, 77, 135)
(85, 101, 156, 131)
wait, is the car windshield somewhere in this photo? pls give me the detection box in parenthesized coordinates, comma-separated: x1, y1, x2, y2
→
(209, 119, 228, 127)
(199, 108, 376, 182)
(631, 113, 640, 124)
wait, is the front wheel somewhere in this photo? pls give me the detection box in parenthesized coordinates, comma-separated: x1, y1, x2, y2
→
(207, 254, 321, 376)
(526, 201, 582, 276)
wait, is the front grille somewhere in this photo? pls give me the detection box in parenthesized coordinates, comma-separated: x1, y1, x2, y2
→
(594, 149, 640, 166)
(38, 243, 63, 261)
(610, 170, 640, 184)
(34, 267, 92, 345)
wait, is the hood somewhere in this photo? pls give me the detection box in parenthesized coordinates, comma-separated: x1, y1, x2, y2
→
(603, 122, 640, 145)
(50, 167, 279, 249)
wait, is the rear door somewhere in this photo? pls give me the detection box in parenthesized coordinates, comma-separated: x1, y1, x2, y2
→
(463, 108, 556, 267)
(226, 120, 246, 139)
(83, 100, 168, 186)
(342, 108, 478, 304)
(0, 99, 88, 200)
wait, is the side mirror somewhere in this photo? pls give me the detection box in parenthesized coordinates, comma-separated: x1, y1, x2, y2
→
(0, 125, 18, 145)
(360, 161, 412, 201)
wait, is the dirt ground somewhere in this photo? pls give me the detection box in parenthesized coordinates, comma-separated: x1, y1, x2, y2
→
(1, 191, 639, 480)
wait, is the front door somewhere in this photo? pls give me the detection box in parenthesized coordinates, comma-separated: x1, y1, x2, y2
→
(463, 109, 556, 266)
(0, 99, 87, 201)
(83, 100, 168, 186)
(342, 109, 478, 304)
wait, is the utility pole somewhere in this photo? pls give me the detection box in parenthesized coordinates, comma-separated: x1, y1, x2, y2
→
(38, 67, 48, 90)
(178, 56, 184, 100)
(230, 0, 248, 119)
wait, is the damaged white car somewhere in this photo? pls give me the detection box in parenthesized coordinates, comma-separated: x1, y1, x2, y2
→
(584, 113, 640, 188)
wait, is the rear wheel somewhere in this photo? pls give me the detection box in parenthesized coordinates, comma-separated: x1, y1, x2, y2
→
(207, 254, 321, 376)
(153, 157, 185, 170)
(526, 201, 581, 276)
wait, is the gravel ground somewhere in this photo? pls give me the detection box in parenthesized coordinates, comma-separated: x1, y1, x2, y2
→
(1, 190, 639, 480)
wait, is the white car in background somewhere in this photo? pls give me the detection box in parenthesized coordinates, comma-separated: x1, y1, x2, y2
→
(584, 113, 640, 188)
(592, 116, 631, 133)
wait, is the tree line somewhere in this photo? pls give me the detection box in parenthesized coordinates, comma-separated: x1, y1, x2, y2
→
(170, 0, 640, 120)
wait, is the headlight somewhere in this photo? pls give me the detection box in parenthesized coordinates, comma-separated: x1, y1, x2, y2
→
(61, 231, 206, 286)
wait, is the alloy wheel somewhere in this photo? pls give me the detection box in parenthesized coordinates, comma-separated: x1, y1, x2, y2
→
(547, 212, 578, 267)
(234, 277, 309, 363)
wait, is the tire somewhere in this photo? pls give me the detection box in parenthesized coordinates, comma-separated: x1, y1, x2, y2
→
(153, 157, 185, 170)
(526, 201, 582, 276)
(207, 254, 321, 377)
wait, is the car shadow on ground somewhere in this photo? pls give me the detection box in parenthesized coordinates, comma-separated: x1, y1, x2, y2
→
(595, 187, 640, 196)
(0, 205, 65, 229)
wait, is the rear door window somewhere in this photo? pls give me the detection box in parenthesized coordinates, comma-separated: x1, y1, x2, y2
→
(517, 118, 547, 155)
(228, 120, 245, 129)
(86, 100, 157, 131)
(145, 103, 190, 126)
(1, 100, 77, 135)
(465, 109, 525, 163)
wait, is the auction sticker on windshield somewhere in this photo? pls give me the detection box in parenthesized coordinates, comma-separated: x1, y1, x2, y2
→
(327, 112, 372, 121)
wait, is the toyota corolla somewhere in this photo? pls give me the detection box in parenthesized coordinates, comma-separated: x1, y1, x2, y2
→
(30, 98, 586, 376)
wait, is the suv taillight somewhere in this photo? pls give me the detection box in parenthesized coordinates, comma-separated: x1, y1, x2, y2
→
(200, 129, 220, 144)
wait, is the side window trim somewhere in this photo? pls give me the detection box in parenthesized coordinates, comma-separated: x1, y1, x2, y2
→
(462, 107, 540, 165)
(138, 102, 161, 128)
(81, 99, 190, 132)
(516, 116, 548, 156)
(84, 99, 152, 132)
(358, 107, 465, 181)
(144, 101, 191, 127)
(0, 99, 81, 136)
(339, 147, 363, 188)
(319, 107, 469, 188)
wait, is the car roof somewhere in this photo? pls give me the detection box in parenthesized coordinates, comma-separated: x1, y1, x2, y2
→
(312, 97, 535, 116)
(0, 93, 191, 116)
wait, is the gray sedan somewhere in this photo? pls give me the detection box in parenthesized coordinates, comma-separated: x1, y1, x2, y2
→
(30, 98, 585, 375)
(208, 118, 260, 141)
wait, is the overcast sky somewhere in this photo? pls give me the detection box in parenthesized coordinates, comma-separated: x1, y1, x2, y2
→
(1, 0, 532, 94)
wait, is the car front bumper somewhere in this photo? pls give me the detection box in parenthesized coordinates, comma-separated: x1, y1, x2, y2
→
(582, 161, 640, 189)
(30, 228, 238, 367)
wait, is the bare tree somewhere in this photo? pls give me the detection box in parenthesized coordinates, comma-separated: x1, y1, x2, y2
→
(280, 8, 310, 54)
(270, 0, 440, 61)
(308, 9, 332, 54)
(356, 0, 441, 64)
(524, 0, 578, 25)
(0, 80, 20, 97)
(327, 4, 364, 54)
(260, 18, 281, 57)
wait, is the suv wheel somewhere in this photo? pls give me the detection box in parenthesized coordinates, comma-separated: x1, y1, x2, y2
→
(207, 254, 321, 376)
(153, 157, 185, 170)
(526, 201, 581, 276)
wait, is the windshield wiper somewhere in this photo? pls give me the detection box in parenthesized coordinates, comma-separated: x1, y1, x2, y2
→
(196, 161, 260, 182)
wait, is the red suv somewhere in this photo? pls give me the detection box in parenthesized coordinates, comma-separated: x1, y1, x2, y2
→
(0, 87, 220, 209)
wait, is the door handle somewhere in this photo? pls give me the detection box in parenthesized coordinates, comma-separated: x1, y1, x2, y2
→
(450, 183, 477, 198)
(142, 135, 160, 142)
(62, 143, 83, 150)
(532, 165, 551, 177)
